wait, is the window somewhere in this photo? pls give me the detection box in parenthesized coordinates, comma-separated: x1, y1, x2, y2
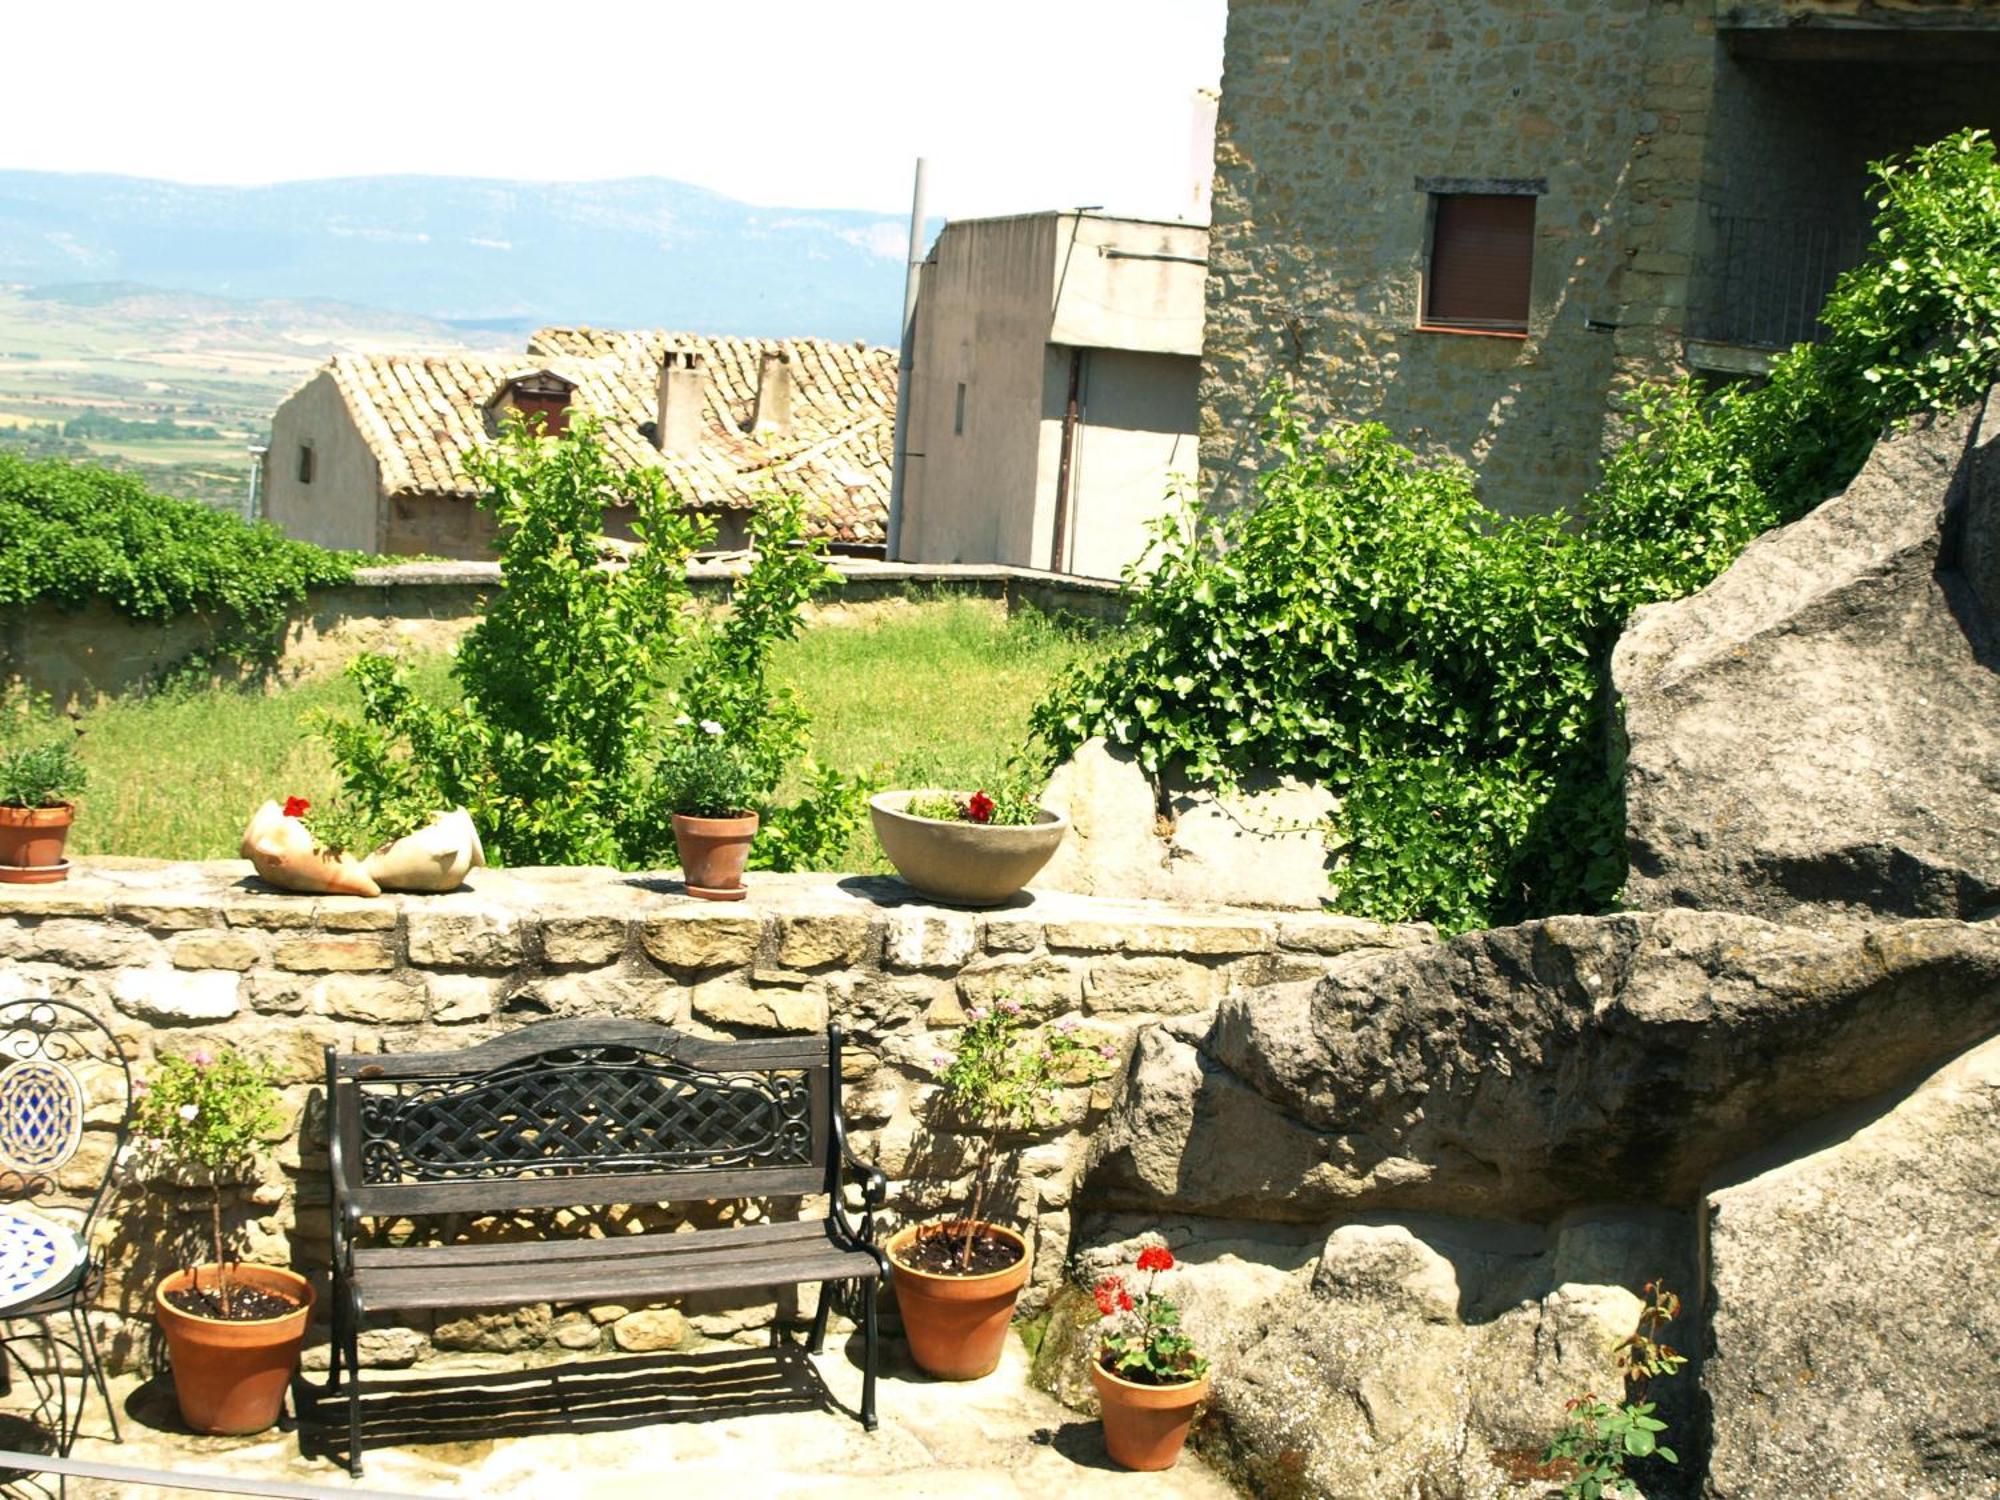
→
(953, 382, 967, 436)
(1423, 193, 1536, 335)
(296, 443, 314, 484)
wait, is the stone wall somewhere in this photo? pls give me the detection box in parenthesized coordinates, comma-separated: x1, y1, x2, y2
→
(1199, 0, 2000, 518)
(1, 559, 1125, 709)
(0, 858, 1422, 1373)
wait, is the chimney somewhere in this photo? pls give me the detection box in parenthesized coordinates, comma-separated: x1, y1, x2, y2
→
(656, 350, 707, 455)
(751, 350, 794, 436)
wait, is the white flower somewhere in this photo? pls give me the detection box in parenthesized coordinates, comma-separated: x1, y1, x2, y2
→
(674, 714, 693, 727)
(700, 719, 724, 737)
(177, 1103, 199, 1122)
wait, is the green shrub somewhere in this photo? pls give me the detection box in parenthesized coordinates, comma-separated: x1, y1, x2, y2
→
(318, 416, 862, 871)
(0, 734, 87, 809)
(1036, 128, 2000, 931)
(0, 452, 359, 658)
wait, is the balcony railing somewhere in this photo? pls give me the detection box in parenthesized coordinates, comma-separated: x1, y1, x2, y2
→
(1688, 210, 1864, 351)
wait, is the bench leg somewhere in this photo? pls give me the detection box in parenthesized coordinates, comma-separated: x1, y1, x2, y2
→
(344, 1307, 364, 1479)
(807, 1280, 833, 1355)
(861, 1276, 879, 1433)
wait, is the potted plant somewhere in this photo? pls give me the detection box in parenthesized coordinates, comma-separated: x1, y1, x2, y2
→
(888, 999, 1108, 1379)
(133, 1047, 313, 1436)
(657, 718, 761, 901)
(1090, 1242, 1212, 1471)
(240, 796, 381, 898)
(0, 735, 87, 884)
(869, 781, 1068, 907)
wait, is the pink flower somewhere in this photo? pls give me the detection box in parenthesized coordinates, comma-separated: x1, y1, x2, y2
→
(191, 1048, 212, 1068)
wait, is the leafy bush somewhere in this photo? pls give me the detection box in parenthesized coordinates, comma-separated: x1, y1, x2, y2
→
(1035, 129, 2000, 930)
(654, 719, 762, 819)
(319, 416, 861, 870)
(0, 452, 359, 657)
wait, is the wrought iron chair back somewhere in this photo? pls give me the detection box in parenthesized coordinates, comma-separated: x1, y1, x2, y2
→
(0, 1000, 133, 1242)
(330, 1017, 832, 1219)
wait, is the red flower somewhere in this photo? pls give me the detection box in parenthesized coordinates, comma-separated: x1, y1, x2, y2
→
(1093, 1274, 1134, 1317)
(1136, 1245, 1176, 1274)
(282, 796, 311, 819)
(967, 790, 996, 824)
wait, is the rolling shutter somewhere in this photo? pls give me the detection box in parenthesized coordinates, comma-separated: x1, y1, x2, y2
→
(1425, 194, 1535, 332)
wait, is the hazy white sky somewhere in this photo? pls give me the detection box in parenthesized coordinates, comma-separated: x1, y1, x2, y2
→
(10, 0, 1229, 219)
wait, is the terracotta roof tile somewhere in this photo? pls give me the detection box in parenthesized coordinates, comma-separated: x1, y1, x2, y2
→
(319, 329, 897, 546)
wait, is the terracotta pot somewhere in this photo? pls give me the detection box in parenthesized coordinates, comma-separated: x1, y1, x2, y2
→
(0, 804, 74, 882)
(868, 791, 1068, 908)
(363, 807, 486, 893)
(672, 811, 759, 901)
(886, 1222, 1029, 1380)
(155, 1263, 314, 1435)
(239, 801, 380, 898)
(1091, 1359, 1211, 1471)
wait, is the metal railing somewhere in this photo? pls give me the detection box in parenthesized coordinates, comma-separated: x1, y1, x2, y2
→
(1689, 210, 1865, 351)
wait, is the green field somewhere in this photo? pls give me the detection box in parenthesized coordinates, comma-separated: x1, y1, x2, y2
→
(60, 600, 1107, 871)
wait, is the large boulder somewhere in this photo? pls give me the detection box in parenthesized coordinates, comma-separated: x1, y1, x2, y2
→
(1702, 1032, 2000, 1499)
(1087, 910, 2000, 1222)
(1038, 738, 1336, 909)
(1614, 392, 2000, 923)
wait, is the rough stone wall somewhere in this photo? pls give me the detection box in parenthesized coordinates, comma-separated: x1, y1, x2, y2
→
(0, 860, 1423, 1374)
(1199, 0, 2000, 518)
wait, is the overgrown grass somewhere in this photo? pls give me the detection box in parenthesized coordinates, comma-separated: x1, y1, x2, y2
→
(60, 598, 1107, 870)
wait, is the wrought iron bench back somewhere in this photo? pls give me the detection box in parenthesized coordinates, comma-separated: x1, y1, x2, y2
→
(328, 1017, 832, 1218)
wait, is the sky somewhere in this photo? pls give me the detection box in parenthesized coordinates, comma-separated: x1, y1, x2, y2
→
(8, 0, 1229, 220)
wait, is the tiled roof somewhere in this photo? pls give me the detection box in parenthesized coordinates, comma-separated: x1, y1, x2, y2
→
(321, 330, 897, 546)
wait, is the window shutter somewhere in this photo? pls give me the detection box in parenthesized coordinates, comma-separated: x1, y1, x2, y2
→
(1426, 194, 1535, 332)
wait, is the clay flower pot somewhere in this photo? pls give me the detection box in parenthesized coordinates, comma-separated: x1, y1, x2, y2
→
(1091, 1360, 1210, 1471)
(0, 804, 74, 884)
(155, 1264, 313, 1435)
(886, 1222, 1030, 1380)
(362, 807, 485, 893)
(869, 791, 1068, 907)
(672, 811, 759, 901)
(240, 801, 380, 898)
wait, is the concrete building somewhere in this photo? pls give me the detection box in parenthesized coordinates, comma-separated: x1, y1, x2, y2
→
(264, 330, 897, 559)
(1201, 0, 2000, 518)
(895, 212, 1208, 579)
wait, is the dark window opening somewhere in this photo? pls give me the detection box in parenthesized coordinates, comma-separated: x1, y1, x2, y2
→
(511, 390, 571, 436)
(1423, 193, 1535, 334)
(953, 382, 967, 436)
(297, 443, 314, 484)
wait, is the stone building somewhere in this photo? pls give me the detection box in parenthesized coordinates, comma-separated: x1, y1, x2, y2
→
(264, 329, 897, 559)
(894, 212, 1208, 579)
(1201, 0, 2000, 517)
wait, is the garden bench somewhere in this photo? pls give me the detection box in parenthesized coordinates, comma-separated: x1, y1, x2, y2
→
(317, 1016, 887, 1477)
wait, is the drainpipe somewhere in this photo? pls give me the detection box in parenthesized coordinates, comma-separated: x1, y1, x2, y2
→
(246, 444, 268, 523)
(1049, 347, 1083, 574)
(884, 157, 928, 562)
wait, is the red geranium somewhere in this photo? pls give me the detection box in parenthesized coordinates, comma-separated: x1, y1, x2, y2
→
(1093, 1274, 1135, 1317)
(1136, 1245, 1176, 1274)
(282, 796, 311, 819)
(967, 790, 996, 824)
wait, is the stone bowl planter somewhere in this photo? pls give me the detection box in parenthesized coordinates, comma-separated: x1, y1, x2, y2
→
(869, 791, 1067, 908)
(239, 801, 380, 898)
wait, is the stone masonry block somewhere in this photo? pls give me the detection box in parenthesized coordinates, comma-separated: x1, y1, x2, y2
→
(406, 909, 524, 970)
(13, 920, 156, 969)
(318, 975, 427, 1025)
(541, 915, 630, 967)
(956, 954, 1084, 1018)
(1044, 918, 1270, 957)
(314, 899, 397, 932)
(272, 935, 398, 973)
(775, 914, 874, 970)
(640, 911, 762, 971)
(425, 974, 500, 1025)
(110, 968, 240, 1023)
(690, 981, 828, 1033)
(1083, 957, 1221, 1017)
(169, 931, 264, 972)
(883, 910, 978, 971)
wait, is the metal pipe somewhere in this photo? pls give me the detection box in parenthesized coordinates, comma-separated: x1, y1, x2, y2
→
(884, 157, 928, 561)
(1049, 346, 1083, 574)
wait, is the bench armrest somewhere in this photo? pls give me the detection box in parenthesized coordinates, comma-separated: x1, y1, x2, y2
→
(322, 1063, 359, 1278)
(829, 1126, 886, 1251)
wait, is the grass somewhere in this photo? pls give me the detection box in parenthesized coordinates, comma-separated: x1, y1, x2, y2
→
(57, 598, 1108, 870)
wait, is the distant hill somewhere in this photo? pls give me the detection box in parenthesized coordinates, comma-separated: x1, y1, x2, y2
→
(0, 172, 930, 342)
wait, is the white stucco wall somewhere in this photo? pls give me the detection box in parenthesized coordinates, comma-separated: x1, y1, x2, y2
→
(263, 370, 382, 553)
(1055, 349, 1202, 580)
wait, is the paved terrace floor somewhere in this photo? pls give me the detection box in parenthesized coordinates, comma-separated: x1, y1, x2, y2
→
(40, 1333, 1234, 1498)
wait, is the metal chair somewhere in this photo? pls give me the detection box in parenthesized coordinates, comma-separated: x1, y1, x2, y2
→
(0, 999, 132, 1461)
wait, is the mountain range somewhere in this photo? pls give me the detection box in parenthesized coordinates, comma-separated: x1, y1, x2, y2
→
(0, 171, 933, 343)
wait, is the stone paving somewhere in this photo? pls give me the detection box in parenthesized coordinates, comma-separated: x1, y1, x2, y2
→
(53, 1333, 1235, 1498)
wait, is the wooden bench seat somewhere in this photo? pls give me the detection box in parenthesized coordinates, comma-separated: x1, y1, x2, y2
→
(314, 1017, 887, 1477)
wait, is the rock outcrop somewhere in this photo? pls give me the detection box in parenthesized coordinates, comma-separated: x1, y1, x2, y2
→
(1703, 1033, 2000, 1500)
(1038, 738, 1337, 909)
(1089, 909, 2000, 1222)
(1614, 391, 2000, 923)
